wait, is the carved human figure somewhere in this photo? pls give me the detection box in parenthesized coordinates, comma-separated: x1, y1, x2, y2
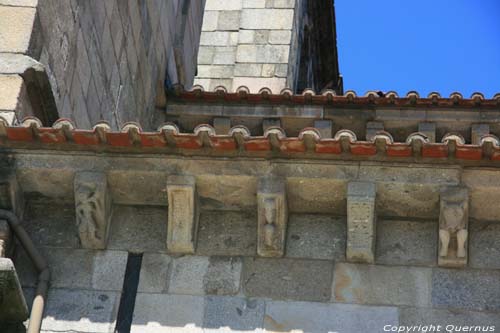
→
(263, 198, 276, 247)
(75, 182, 102, 243)
(439, 195, 468, 259)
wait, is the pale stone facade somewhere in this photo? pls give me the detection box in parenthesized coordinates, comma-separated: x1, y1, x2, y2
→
(194, 0, 342, 93)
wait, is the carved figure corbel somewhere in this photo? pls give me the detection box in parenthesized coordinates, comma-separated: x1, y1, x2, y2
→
(257, 177, 287, 257)
(439, 186, 469, 267)
(74, 172, 112, 250)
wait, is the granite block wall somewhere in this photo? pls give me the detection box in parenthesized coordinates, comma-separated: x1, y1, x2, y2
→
(194, 0, 298, 93)
(0, 0, 205, 130)
(10, 201, 500, 333)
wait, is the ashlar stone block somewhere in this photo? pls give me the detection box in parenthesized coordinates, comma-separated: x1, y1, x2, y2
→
(74, 172, 112, 250)
(0, 173, 24, 218)
(346, 181, 376, 263)
(257, 177, 288, 257)
(0, 258, 28, 322)
(167, 175, 199, 254)
(438, 186, 469, 268)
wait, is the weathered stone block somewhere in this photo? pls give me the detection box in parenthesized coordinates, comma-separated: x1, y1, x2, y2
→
(242, 257, 333, 301)
(268, 30, 291, 44)
(243, 0, 266, 8)
(205, 0, 242, 11)
(201, 10, 219, 32)
(376, 219, 437, 266)
(132, 294, 204, 333)
(257, 177, 287, 257)
(197, 46, 215, 65)
(438, 186, 469, 268)
(92, 250, 128, 291)
(400, 307, 500, 330)
(196, 211, 256, 256)
(0, 173, 24, 218)
(236, 44, 289, 63)
(108, 205, 167, 253)
(74, 172, 112, 250)
(234, 63, 262, 77)
(471, 123, 489, 145)
(240, 9, 294, 29)
(286, 214, 345, 260)
(137, 253, 171, 293)
(469, 220, 500, 270)
(197, 65, 234, 78)
(167, 175, 199, 254)
(333, 263, 432, 307)
(200, 31, 232, 46)
(40, 289, 120, 333)
(346, 181, 376, 263)
(0, 6, 36, 53)
(0, 258, 28, 322)
(0, 219, 11, 257)
(365, 121, 384, 141)
(419, 122, 436, 143)
(238, 29, 255, 44)
(264, 301, 398, 333)
(169, 255, 241, 296)
(432, 268, 500, 311)
(212, 46, 236, 65)
(463, 170, 500, 221)
(357, 165, 460, 218)
(314, 119, 333, 139)
(22, 200, 78, 248)
(217, 10, 240, 31)
(203, 296, 265, 331)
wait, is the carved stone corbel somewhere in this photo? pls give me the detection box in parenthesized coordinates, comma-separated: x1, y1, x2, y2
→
(166, 175, 199, 254)
(74, 172, 112, 250)
(257, 177, 287, 257)
(346, 181, 376, 263)
(439, 186, 469, 267)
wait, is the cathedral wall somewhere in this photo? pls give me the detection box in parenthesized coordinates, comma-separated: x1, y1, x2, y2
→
(0, 0, 205, 130)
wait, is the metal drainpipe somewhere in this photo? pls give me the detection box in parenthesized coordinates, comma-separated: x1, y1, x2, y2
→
(0, 209, 50, 333)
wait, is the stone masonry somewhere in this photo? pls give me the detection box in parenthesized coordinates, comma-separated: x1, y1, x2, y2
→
(194, 0, 297, 93)
(0, 0, 205, 129)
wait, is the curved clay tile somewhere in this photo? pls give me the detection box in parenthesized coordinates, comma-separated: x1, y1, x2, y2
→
(92, 121, 111, 132)
(213, 85, 228, 95)
(298, 128, 321, 141)
(442, 133, 465, 145)
(121, 122, 143, 133)
(479, 134, 500, 147)
(406, 132, 430, 144)
(371, 131, 394, 144)
(264, 127, 286, 139)
(449, 92, 463, 104)
(157, 122, 179, 135)
(333, 129, 357, 142)
(279, 88, 293, 97)
(21, 116, 43, 128)
(236, 85, 250, 96)
(229, 125, 251, 138)
(258, 87, 273, 97)
(194, 124, 216, 136)
(52, 118, 75, 130)
(190, 84, 205, 93)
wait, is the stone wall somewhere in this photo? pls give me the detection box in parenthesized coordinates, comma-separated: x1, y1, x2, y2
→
(0, 0, 205, 130)
(194, 0, 296, 93)
(4, 152, 500, 332)
(13, 203, 500, 332)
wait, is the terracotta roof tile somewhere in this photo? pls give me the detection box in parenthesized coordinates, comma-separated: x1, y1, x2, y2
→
(2, 115, 500, 163)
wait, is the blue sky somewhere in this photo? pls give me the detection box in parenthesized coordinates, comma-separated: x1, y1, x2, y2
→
(335, 0, 500, 97)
